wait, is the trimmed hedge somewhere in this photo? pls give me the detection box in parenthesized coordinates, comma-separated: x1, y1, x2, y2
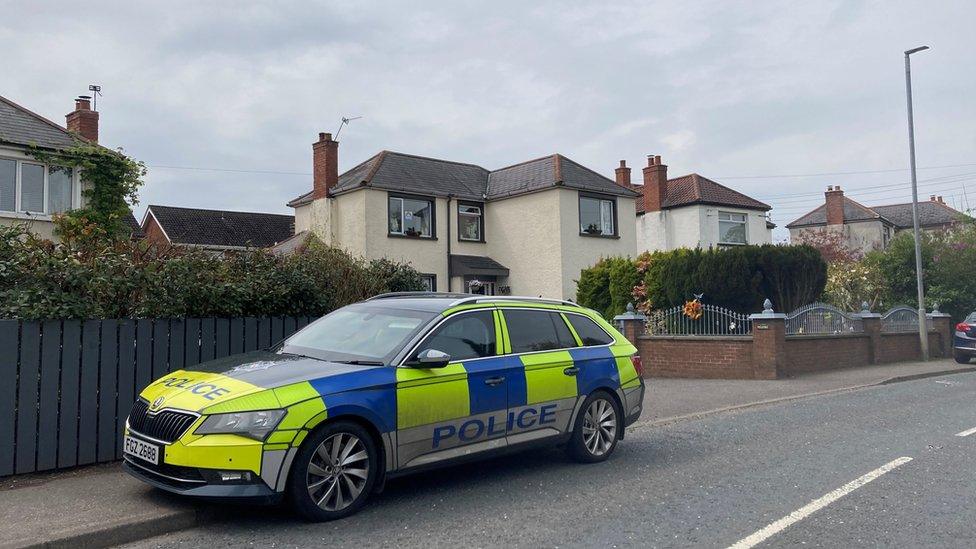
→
(0, 219, 424, 320)
(577, 245, 827, 318)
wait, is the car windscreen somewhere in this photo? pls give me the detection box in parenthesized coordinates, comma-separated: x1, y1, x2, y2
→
(280, 303, 437, 363)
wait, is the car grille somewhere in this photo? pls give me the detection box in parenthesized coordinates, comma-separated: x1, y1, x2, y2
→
(127, 399, 198, 443)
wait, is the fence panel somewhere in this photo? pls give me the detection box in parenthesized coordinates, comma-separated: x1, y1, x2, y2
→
(58, 321, 82, 468)
(880, 306, 932, 333)
(77, 320, 100, 466)
(97, 320, 118, 463)
(15, 322, 40, 474)
(645, 304, 753, 336)
(1, 315, 309, 477)
(0, 321, 18, 476)
(37, 320, 62, 471)
(786, 302, 864, 335)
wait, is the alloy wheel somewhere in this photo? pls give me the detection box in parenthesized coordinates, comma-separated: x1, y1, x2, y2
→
(582, 398, 617, 456)
(306, 432, 370, 511)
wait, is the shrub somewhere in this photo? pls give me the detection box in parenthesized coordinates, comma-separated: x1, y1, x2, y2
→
(577, 245, 827, 319)
(0, 219, 425, 320)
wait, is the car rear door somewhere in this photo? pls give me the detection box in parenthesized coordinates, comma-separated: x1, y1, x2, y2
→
(395, 309, 509, 468)
(498, 308, 581, 443)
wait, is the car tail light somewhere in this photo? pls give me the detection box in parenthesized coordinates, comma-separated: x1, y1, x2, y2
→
(630, 355, 644, 377)
(956, 323, 971, 332)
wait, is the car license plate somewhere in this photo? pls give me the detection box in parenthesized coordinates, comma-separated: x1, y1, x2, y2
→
(124, 435, 160, 465)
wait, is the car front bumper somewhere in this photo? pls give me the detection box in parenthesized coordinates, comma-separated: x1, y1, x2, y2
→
(123, 457, 283, 504)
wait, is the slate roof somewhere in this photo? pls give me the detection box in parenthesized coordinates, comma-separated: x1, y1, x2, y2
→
(786, 196, 883, 228)
(449, 254, 510, 276)
(634, 173, 770, 214)
(0, 95, 80, 150)
(872, 201, 965, 228)
(287, 152, 638, 207)
(146, 205, 294, 248)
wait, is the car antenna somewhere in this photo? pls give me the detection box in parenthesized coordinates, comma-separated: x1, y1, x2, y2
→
(335, 116, 362, 139)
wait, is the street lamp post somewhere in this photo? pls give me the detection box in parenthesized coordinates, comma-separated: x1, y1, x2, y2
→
(904, 45, 930, 360)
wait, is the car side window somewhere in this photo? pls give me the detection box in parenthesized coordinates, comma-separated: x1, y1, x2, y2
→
(503, 309, 578, 353)
(566, 314, 615, 346)
(415, 310, 496, 362)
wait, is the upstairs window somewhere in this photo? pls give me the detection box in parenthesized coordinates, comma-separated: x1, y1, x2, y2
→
(718, 211, 747, 245)
(579, 194, 616, 236)
(458, 202, 484, 242)
(389, 194, 434, 238)
(0, 158, 74, 215)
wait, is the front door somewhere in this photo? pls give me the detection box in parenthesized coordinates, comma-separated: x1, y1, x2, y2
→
(498, 308, 582, 444)
(395, 309, 507, 469)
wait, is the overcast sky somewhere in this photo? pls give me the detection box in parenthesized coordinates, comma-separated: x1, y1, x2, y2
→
(3, 1, 973, 240)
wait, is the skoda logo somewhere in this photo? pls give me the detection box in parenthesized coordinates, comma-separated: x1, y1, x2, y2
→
(151, 396, 165, 410)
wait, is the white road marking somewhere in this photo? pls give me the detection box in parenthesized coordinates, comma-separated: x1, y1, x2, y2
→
(727, 457, 913, 549)
(956, 426, 976, 437)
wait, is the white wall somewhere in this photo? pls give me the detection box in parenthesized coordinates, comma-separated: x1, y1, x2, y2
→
(638, 205, 772, 252)
(790, 221, 885, 254)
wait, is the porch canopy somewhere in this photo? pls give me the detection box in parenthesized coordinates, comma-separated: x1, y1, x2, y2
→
(449, 254, 510, 277)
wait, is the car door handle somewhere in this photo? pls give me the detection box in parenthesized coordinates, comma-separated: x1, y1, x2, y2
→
(563, 367, 579, 376)
(484, 376, 505, 387)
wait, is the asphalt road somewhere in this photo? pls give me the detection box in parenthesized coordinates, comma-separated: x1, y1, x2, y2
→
(128, 373, 976, 548)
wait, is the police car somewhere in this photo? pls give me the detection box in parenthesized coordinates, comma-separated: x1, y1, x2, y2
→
(122, 293, 645, 521)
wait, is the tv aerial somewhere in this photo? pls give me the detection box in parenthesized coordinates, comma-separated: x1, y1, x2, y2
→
(335, 116, 362, 139)
(88, 84, 102, 110)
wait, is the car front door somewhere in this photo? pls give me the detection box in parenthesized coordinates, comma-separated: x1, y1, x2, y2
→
(498, 308, 581, 444)
(395, 309, 509, 469)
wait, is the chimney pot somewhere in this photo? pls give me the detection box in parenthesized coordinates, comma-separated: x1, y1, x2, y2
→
(827, 185, 833, 191)
(938, 196, 944, 203)
(619, 160, 626, 168)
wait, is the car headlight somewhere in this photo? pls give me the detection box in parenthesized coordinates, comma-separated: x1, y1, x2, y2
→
(195, 410, 286, 441)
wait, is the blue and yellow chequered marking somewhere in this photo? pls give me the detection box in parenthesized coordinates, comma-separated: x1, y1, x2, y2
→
(395, 363, 469, 429)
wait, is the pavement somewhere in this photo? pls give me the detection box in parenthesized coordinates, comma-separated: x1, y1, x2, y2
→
(1, 358, 972, 549)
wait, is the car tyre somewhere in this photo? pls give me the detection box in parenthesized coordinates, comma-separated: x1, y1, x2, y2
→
(288, 420, 378, 521)
(566, 390, 621, 463)
(954, 350, 971, 364)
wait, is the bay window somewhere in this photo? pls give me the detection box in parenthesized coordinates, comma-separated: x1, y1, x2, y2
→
(579, 194, 616, 237)
(0, 157, 75, 215)
(718, 211, 747, 245)
(388, 194, 434, 238)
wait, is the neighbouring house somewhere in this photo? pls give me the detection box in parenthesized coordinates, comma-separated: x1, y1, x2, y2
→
(0, 94, 141, 240)
(141, 204, 294, 253)
(787, 185, 970, 253)
(612, 155, 773, 251)
(287, 133, 640, 299)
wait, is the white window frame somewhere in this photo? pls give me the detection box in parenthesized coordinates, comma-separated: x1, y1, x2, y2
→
(718, 211, 748, 245)
(0, 154, 80, 218)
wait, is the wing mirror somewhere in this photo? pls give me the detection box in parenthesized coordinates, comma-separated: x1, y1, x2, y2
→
(410, 349, 452, 368)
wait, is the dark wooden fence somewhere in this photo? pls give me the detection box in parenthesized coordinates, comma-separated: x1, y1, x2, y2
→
(0, 316, 315, 477)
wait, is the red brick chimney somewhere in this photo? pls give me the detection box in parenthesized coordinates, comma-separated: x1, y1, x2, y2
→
(641, 155, 668, 212)
(65, 96, 99, 142)
(614, 160, 632, 189)
(825, 185, 845, 225)
(312, 132, 338, 200)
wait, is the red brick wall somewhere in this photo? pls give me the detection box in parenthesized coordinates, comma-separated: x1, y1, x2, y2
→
(141, 215, 170, 249)
(877, 332, 945, 363)
(636, 336, 756, 379)
(783, 335, 871, 375)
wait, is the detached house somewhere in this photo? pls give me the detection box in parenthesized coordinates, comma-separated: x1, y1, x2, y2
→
(287, 133, 639, 299)
(787, 185, 970, 253)
(612, 156, 773, 251)
(0, 95, 140, 240)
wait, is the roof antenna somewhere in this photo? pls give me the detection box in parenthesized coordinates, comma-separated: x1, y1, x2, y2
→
(88, 84, 102, 111)
(335, 116, 362, 139)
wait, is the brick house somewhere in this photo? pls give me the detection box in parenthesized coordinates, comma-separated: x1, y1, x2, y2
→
(141, 204, 294, 253)
(0, 94, 140, 240)
(612, 155, 774, 251)
(287, 133, 640, 299)
(787, 186, 970, 253)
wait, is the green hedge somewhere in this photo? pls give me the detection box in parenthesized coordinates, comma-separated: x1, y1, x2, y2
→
(577, 245, 827, 318)
(0, 219, 424, 320)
